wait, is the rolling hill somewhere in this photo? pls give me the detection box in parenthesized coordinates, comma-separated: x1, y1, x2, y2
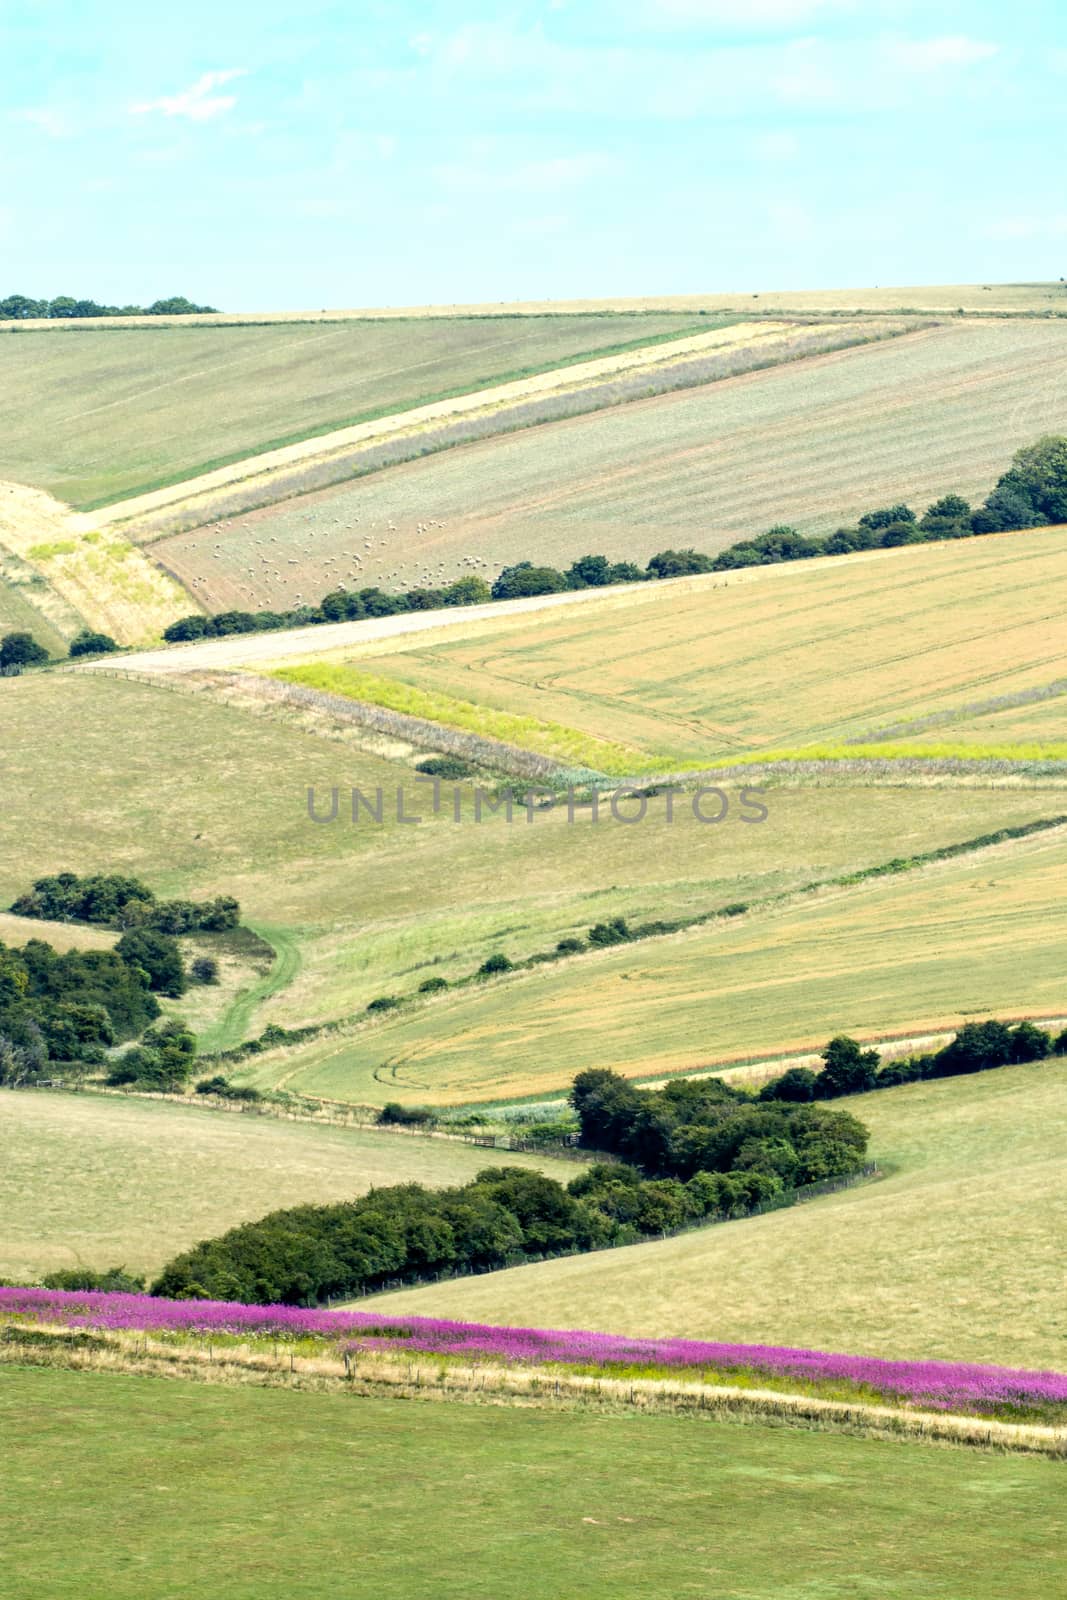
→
(363, 1059, 1067, 1371)
(148, 318, 1067, 608)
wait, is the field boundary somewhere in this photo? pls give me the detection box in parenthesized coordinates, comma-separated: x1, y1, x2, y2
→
(3, 1325, 1062, 1455)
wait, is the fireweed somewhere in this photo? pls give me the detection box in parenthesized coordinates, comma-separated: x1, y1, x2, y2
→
(2, 1289, 1064, 1415)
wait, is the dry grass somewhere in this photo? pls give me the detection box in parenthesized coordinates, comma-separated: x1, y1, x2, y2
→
(0, 481, 191, 643)
(0, 913, 115, 953)
(371, 1060, 1067, 1371)
(0, 314, 706, 508)
(256, 824, 1067, 1104)
(148, 319, 1067, 602)
(0, 1088, 578, 1282)
(322, 527, 1067, 765)
(4, 1326, 1062, 1456)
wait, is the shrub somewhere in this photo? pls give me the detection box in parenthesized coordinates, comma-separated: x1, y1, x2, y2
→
(587, 917, 632, 947)
(646, 548, 715, 578)
(491, 562, 569, 599)
(759, 1067, 817, 1102)
(190, 956, 220, 985)
(377, 1102, 435, 1127)
(415, 756, 475, 780)
(417, 975, 449, 993)
(555, 937, 584, 955)
(478, 952, 514, 976)
(41, 1266, 145, 1292)
(0, 632, 49, 673)
(367, 994, 402, 1012)
(68, 630, 119, 657)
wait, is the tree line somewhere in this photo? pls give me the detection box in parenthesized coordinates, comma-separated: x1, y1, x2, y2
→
(0, 294, 217, 320)
(156, 435, 1067, 646)
(149, 1071, 869, 1303)
(10, 871, 239, 937)
(0, 630, 120, 678)
(758, 1018, 1065, 1103)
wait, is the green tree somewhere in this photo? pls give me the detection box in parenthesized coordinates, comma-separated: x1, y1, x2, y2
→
(0, 632, 49, 673)
(115, 928, 187, 996)
(69, 630, 119, 657)
(817, 1036, 880, 1097)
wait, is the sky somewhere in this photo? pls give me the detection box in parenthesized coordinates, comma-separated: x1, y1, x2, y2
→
(2, 0, 1066, 310)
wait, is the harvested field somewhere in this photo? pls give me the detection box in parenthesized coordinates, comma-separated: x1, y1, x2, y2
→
(149, 319, 1067, 605)
(277, 527, 1067, 767)
(0, 313, 708, 508)
(252, 824, 1067, 1104)
(120, 319, 891, 543)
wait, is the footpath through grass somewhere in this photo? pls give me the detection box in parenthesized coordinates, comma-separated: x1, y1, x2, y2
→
(3, 1366, 1063, 1600)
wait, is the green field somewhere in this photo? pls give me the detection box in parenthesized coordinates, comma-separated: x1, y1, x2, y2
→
(294, 528, 1067, 768)
(247, 823, 1067, 1104)
(0, 314, 704, 508)
(3, 1367, 1063, 1600)
(372, 1059, 1067, 1371)
(0, 1089, 577, 1283)
(151, 319, 1067, 604)
(3, 669, 1062, 1063)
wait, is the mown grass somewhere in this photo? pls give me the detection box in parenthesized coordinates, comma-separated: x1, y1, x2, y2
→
(373, 1059, 1067, 1372)
(0, 314, 706, 508)
(335, 527, 1067, 766)
(3, 1366, 1064, 1600)
(0, 1089, 578, 1283)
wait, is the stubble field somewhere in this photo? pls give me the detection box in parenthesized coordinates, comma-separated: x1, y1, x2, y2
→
(149, 319, 1067, 606)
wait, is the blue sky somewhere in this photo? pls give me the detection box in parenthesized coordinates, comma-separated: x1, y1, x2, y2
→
(3, 1, 1066, 310)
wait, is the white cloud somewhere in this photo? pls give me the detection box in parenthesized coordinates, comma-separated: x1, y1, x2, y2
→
(886, 36, 998, 72)
(131, 69, 247, 123)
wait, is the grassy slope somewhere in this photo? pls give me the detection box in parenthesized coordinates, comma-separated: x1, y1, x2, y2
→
(4, 1369, 1063, 1600)
(2, 671, 1063, 1075)
(371, 1060, 1067, 1371)
(250, 823, 1067, 1104)
(0, 1090, 577, 1282)
(0, 314, 702, 508)
(306, 528, 1067, 766)
(152, 319, 1067, 597)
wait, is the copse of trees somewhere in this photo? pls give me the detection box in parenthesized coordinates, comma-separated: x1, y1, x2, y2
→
(0, 936, 164, 1085)
(9, 872, 239, 935)
(151, 1066, 872, 1305)
(758, 1018, 1062, 1104)
(0, 293, 217, 320)
(569, 1069, 869, 1186)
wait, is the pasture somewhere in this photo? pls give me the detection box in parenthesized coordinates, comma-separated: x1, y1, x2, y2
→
(374, 1059, 1067, 1372)
(150, 319, 1067, 602)
(296, 528, 1067, 767)
(255, 823, 1067, 1104)
(4, 1368, 1064, 1600)
(2, 669, 1064, 1061)
(0, 313, 704, 509)
(0, 1089, 577, 1282)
